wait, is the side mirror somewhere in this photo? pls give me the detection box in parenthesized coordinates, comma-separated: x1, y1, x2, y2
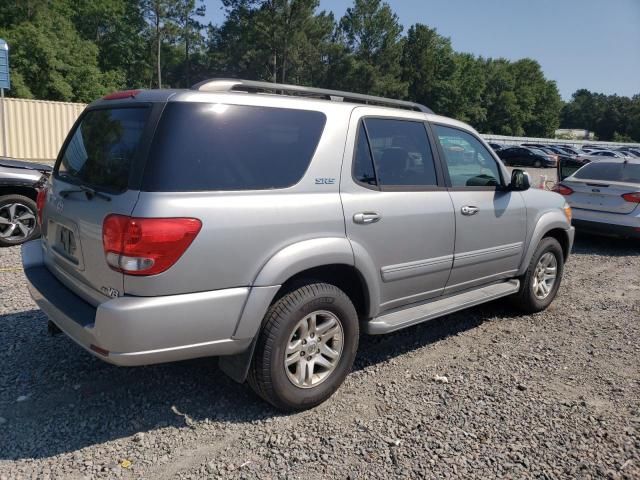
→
(510, 168, 530, 191)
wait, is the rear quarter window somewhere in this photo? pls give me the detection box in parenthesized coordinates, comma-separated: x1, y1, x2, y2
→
(143, 103, 326, 191)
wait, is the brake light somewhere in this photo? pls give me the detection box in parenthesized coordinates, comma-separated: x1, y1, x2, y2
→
(102, 215, 202, 275)
(552, 183, 574, 196)
(621, 192, 640, 203)
(102, 89, 141, 100)
(36, 186, 48, 224)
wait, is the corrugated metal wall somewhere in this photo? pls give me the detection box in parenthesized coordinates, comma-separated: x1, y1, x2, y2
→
(0, 97, 86, 162)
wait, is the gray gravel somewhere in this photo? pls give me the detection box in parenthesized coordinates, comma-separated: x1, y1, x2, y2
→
(1, 233, 639, 479)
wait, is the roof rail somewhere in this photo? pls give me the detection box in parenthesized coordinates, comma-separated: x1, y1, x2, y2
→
(190, 78, 434, 114)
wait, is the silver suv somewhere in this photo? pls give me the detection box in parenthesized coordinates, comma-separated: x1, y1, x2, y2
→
(23, 79, 574, 410)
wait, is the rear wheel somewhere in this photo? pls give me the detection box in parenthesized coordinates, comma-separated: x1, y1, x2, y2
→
(511, 237, 564, 313)
(534, 159, 542, 168)
(0, 194, 40, 247)
(248, 282, 359, 411)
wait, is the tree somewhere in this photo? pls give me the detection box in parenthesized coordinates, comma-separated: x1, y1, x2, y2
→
(213, 0, 333, 85)
(170, 0, 206, 86)
(141, 0, 176, 88)
(561, 90, 639, 141)
(401, 24, 456, 114)
(0, 9, 119, 102)
(334, 0, 406, 97)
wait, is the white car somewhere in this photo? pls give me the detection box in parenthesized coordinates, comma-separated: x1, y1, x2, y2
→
(553, 159, 640, 239)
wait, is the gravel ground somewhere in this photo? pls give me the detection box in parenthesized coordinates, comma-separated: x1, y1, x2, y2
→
(1, 232, 639, 480)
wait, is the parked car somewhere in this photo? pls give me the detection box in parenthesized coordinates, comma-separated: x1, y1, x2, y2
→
(498, 146, 558, 167)
(587, 150, 628, 159)
(616, 147, 640, 157)
(553, 159, 640, 239)
(488, 142, 504, 151)
(0, 157, 51, 247)
(23, 80, 574, 411)
(556, 146, 581, 156)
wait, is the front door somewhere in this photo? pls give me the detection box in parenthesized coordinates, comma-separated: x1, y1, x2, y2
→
(340, 110, 455, 315)
(431, 124, 526, 294)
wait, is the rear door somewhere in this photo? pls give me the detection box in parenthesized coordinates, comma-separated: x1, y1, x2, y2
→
(431, 123, 526, 294)
(341, 110, 455, 314)
(42, 104, 157, 305)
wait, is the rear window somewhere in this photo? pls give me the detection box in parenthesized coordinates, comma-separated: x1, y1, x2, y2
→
(56, 107, 150, 192)
(573, 162, 640, 183)
(143, 103, 326, 191)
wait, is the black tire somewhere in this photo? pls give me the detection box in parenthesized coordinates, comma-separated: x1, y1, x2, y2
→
(534, 160, 542, 168)
(511, 237, 564, 313)
(0, 194, 40, 247)
(248, 282, 359, 411)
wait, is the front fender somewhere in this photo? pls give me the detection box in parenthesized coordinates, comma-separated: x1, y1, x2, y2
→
(518, 210, 572, 275)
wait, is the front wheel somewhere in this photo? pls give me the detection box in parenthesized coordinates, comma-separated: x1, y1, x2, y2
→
(511, 237, 564, 313)
(0, 194, 40, 247)
(248, 282, 359, 411)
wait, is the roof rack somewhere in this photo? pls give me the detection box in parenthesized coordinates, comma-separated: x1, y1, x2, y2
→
(190, 78, 434, 114)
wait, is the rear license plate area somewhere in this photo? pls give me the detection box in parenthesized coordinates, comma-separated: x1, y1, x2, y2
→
(52, 224, 80, 264)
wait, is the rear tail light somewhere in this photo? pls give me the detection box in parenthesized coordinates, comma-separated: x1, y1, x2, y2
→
(552, 183, 574, 196)
(621, 192, 640, 203)
(102, 215, 202, 276)
(36, 185, 49, 224)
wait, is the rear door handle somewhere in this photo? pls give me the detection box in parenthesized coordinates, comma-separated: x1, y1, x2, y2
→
(461, 205, 479, 216)
(353, 212, 381, 224)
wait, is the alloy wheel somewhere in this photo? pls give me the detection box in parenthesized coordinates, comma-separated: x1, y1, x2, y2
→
(532, 252, 557, 299)
(284, 310, 344, 389)
(0, 203, 37, 242)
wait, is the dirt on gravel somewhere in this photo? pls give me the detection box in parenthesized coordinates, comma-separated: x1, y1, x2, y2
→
(0, 233, 638, 480)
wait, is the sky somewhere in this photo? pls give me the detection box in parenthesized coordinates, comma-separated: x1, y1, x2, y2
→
(203, 0, 640, 100)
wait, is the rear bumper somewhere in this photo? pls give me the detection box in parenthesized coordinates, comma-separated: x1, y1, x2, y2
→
(572, 219, 640, 239)
(22, 240, 256, 366)
(572, 207, 640, 239)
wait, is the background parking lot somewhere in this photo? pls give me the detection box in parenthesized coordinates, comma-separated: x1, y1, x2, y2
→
(0, 233, 638, 479)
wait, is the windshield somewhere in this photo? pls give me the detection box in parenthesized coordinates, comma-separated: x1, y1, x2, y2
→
(56, 107, 151, 192)
(573, 162, 640, 183)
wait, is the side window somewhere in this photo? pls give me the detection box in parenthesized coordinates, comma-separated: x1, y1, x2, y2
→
(363, 118, 438, 187)
(353, 122, 377, 186)
(434, 125, 502, 188)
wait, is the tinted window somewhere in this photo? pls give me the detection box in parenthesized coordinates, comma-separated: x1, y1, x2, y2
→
(353, 122, 377, 186)
(363, 119, 437, 187)
(434, 125, 501, 187)
(57, 107, 150, 192)
(144, 103, 326, 191)
(573, 162, 640, 183)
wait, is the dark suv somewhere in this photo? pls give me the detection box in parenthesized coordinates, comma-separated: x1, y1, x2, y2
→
(0, 157, 51, 246)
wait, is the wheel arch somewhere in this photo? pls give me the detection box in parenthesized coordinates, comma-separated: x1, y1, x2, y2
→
(220, 238, 376, 384)
(0, 185, 38, 202)
(517, 211, 572, 276)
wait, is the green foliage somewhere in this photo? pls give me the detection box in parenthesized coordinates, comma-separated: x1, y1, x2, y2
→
(0, 9, 120, 102)
(561, 90, 640, 142)
(335, 0, 406, 97)
(0, 0, 635, 139)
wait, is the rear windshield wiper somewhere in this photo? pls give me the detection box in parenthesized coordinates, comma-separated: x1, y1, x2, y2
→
(59, 184, 112, 202)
